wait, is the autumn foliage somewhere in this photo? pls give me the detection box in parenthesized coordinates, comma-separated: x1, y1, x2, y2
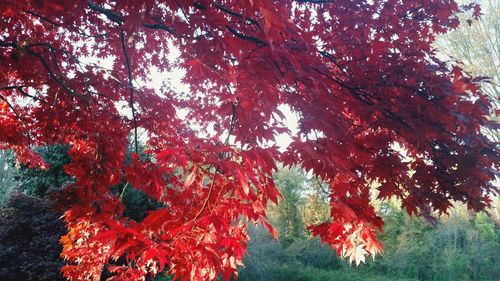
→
(0, 0, 497, 280)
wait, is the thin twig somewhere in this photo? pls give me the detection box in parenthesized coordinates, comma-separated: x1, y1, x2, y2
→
(315, 176, 330, 196)
(0, 41, 16, 48)
(119, 182, 130, 201)
(0, 94, 25, 125)
(193, 171, 217, 221)
(168, 170, 218, 243)
(142, 23, 176, 35)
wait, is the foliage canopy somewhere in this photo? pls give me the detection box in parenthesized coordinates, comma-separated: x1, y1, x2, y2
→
(0, 0, 498, 280)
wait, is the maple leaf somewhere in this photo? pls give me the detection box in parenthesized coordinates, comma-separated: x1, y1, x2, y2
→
(0, 0, 497, 280)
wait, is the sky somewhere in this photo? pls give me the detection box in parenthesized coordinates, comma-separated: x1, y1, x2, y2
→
(80, 42, 300, 151)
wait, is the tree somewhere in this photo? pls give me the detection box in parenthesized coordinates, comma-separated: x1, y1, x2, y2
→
(269, 167, 306, 242)
(434, 0, 499, 141)
(0, 1, 498, 280)
(0, 150, 16, 205)
(13, 144, 72, 197)
(302, 178, 330, 230)
(373, 202, 500, 281)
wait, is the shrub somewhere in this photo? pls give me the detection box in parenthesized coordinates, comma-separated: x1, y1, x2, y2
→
(0, 193, 66, 281)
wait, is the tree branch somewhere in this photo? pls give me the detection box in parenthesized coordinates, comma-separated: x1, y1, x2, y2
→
(224, 103, 237, 145)
(88, 1, 177, 37)
(0, 41, 16, 48)
(226, 25, 267, 46)
(193, 171, 217, 221)
(87, 1, 123, 25)
(0, 86, 47, 104)
(25, 10, 60, 26)
(120, 31, 139, 154)
(142, 23, 176, 35)
(26, 48, 89, 103)
(214, 3, 260, 26)
(0, 94, 23, 122)
(319, 51, 352, 78)
(295, 0, 334, 3)
(193, 2, 260, 26)
(25, 10, 108, 38)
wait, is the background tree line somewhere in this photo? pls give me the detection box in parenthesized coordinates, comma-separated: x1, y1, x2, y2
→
(0, 144, 498, 281)
(239, 167, 499, 281)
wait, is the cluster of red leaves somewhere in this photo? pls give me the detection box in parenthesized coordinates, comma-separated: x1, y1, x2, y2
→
(0, 0, 497, 280)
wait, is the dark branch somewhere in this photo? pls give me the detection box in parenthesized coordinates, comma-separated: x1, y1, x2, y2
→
(88, 1, 177, 37)
(226, 26, 267, 46)
(87, 1, 123, 25)
(224, 103, 237, 145)
(295, 0, 334, 3)
(193, 2, 260, 26)
(213, 3, 260, 26)
(0, 93, 37, 144)
(120, 31, 139, 154)
(143, 23, 176, 35)
(0, 41, 16, 48)
(193, 2, 207, 10)
(25, 10, 60, 26)
(29, 42, 81, 65)
(0, 86, 47, 104)
(319, 51, 352, 78)
(26, 10, 108, 38)
(0, 94, 30, 141)
(26, 48, 90, 103)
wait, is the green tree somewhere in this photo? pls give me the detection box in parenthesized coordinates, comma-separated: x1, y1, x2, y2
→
(13, 144, 72, 198)
(382, 206, 433, 280)
(0, 150, 16, 205)
(302, 178, 330, 230)
(8, 141, 162, 221)
(435, 0, 499, 140)
(302, 194, 329, 229)
(269, 167, 307, 243)
(241, 171, 500, 281)
(239, 224, 288, 281)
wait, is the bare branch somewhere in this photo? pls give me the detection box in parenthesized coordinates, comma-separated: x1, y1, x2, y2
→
(25, 10, 60, 26)
(193, 171, 217, 221)
(213, 3, 260, 26)
(25, 10, 108, 38)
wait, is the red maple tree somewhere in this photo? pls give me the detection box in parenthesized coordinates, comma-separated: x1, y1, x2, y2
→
(0, 1, 497, 280)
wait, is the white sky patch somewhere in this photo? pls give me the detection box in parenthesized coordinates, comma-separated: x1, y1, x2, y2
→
(275, 105, 300, 151)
